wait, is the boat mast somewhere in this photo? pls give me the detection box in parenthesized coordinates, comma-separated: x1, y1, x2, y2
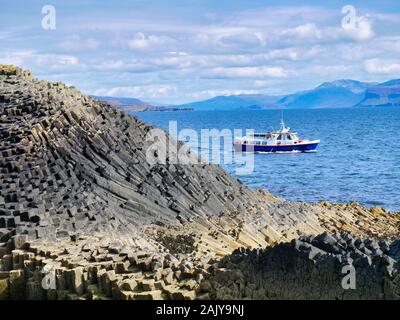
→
(279, 110, 289, 133)
(280, 110, 285, 132)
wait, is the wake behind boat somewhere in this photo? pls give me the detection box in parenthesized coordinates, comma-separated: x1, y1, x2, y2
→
(234, 119, 320, 153)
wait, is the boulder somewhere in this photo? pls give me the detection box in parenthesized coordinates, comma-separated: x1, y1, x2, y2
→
(0, 278, 9, 299)
(9, 269, 25, 299)
(119, 278, 137, 291)
(141, 279, 155, 291)
(134, 290, 163, 300)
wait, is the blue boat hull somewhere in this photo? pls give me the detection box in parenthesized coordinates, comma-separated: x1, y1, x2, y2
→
(234, 142, 319, 153)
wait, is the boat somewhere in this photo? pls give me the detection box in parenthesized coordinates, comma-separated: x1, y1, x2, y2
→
(234, 118, 320, 153)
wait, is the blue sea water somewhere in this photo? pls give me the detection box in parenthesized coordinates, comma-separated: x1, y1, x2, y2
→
(132, 108, 400, 211)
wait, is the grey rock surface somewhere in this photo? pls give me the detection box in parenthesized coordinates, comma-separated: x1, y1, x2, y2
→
(0, 66, 257, 243)
(207, 232, 400, 299)
(1, 66, 400, 300)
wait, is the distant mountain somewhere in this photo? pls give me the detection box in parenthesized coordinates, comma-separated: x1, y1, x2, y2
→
(92, 96, 192, 112)
(355, 79, 400, 107)
(94, 78, 400, 112)
(278, 80, 376, 109)
(327, 79, 376, 94)
(177, 94, 283, 111)
(176, 80, 381, 111)
(93, 96, 147, 106)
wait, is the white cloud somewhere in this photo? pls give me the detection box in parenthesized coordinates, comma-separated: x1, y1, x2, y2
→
(0, 50, 83, 72)
(205, 66, 289, 79)
(280, 23, 322, 40)
(253, 79, 283, 88)
(263, 48, 300, 61)
(254, 32, 267, 47)
(127, 32, 174, 51)
(0, 50, 32, 67)
(278, 20, 374, 44)
(35, 54, 79, 66)
(228, 6, 335, 28)
(188, 89, 259, 100)
(1, 3, 396, 104)
(59, 36, 101, 51)
(364, 59, 400, 74)
(341, 17, 374, 41)
(376, 36, 400, 53)
(93, 84, 177, 99)
(308, 64, 355, 76)
(167, 51, 189, 56)
(370, 12, 400, 23)
(86, 50, 308, 77)
(216, 31, 268, 50)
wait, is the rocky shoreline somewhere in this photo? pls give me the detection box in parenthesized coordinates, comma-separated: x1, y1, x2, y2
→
(1, 65, 399, 300)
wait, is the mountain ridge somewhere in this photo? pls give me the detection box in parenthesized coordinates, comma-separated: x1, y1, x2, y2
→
(175, 79, 399, 111)
(92, 95, 193, 112)
(91, 78, 400, 112)
(355, 78, 400, 107)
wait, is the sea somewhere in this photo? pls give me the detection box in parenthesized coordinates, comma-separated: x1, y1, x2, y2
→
(132, 107, 400, 212)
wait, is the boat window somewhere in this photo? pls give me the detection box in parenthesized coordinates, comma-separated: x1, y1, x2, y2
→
(287, 135, 292, 141)
(277, 134, 282, 140)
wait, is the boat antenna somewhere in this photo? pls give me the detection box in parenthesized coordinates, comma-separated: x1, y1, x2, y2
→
(280, 110, 285, 131)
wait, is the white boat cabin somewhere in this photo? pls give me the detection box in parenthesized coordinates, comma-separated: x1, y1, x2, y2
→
(235, 120, 303, 146)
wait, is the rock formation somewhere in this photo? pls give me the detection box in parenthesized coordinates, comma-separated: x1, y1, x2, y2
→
(0, 65, 399, 300)
(207, 232, 400, 299)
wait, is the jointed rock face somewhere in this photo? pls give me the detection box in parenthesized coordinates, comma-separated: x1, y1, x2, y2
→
(0, 65, 399, 300)
(209, 232, 400, 299)
(0, 65, 260, 241)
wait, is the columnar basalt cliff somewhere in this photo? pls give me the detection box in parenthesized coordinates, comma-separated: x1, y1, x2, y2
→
(0, 65, 399, 300)
(207, 232, 400, 299)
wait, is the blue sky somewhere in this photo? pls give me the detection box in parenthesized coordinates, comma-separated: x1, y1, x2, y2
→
(1, 0, 400, 104)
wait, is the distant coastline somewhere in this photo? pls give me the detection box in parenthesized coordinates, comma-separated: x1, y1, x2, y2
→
(92, 95, 193, 112)
(94, 77, 400, 112)
(175, 78, 400, 111)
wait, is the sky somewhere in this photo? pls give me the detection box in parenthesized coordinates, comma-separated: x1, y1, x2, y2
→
(1, 0, 400, 104)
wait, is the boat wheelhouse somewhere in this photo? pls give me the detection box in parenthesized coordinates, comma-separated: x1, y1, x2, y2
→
(234, 119, 319, 153)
